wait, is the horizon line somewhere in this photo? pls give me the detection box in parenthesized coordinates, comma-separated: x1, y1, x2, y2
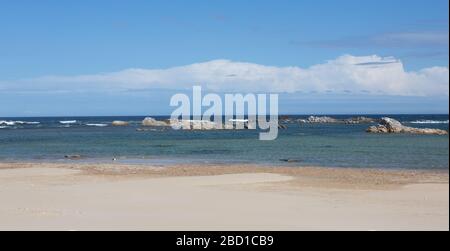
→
(1, 113, 449, 118)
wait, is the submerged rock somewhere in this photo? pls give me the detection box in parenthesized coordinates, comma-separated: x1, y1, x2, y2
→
(136, 128, 159, 132)
(367, 117, 448, 135)
(111, 121, 129, 126)
(279, 158, 302, 163)
(64, 155, 82, 160)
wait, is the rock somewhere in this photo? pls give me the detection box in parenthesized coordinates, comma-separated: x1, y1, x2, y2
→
(224, 123, 234, 130)
(111, 121, 129, 126)
(278, 124, 288, 129)
(279, 116, 294, 124)
(226, 119, 250, 130)
(198, 120, 218, 130)
(233, 121, 247, 130)
(344, 116, 377, 124)
(279, 158, 302, 163)
(299, 116, 377, 124)
(167, 119, 274, 130)
(142, 117, 169, 127)
(367, 125, 388, 133)
(306, 116, 339, 123)
(244, 121, 257, 130)
(381, 117, 405, 133)
(64, 155, 81, 159)
(298, 116, 340, 123)
(169, 119, 221, 130)
(407, 128, 449, 135)
(136, 128, 158, 132)
(366, 117, 448, 135)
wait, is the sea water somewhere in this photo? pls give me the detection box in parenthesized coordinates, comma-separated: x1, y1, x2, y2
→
(0, 115, 448, 170)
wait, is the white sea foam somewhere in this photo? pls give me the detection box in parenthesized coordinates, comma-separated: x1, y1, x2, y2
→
(0, 120, 40, 126)
(86, 123, 108, 127)
(0, 126, 8, 129)
(0, 121, 15, 126)
(59, 120, 77, 124)
(409, 120, 449, 124)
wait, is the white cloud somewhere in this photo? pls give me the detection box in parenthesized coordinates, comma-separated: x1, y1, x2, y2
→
(1, 55, 448, 96)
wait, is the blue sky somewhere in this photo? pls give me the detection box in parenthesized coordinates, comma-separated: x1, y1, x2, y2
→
(0, 0, 448, 116)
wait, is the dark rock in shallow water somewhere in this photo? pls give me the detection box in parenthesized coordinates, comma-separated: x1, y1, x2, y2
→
(366, 117, 448, 135)
(279, 158, 302, 163)
(64, 155, 82, 160)
(136, 128, 159, 132)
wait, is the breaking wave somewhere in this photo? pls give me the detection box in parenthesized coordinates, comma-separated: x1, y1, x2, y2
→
(408, 120, 449, 124)
(59, 120, 77, 124)
(86, 123, 108, 127)
(0, 120, 40, 126)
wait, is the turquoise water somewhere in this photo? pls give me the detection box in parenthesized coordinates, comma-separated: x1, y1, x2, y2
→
(0, 115, 448, 170)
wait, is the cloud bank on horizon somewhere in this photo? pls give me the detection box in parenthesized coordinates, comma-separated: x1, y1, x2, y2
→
(2, 54, 448, 97)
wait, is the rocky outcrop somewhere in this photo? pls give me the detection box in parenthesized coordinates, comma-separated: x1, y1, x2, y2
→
(142, 117, 169, 127)
(367, 117, 448, 135)
(167, 119, 266, 130)
(161, 119, 283, 130)
(197, 120, 218, 130)
(225, 119, 254, 130)
(299, 116, 376, 124)
(301, 116, 339, 123)
(169, 120, 221, 130)
(111, 121, 129, 126)
(279, 116, 295, 124)
(343, 116, 377, 124)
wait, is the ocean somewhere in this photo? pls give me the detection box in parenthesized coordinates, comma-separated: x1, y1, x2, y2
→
(0, 115, 448, 170)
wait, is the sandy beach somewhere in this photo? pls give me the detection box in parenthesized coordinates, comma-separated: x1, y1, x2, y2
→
(0, 162, 448, 231)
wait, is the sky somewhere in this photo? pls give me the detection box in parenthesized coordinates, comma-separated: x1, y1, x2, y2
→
(0, 0, 448, 116)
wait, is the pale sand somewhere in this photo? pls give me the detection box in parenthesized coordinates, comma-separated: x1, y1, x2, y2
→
(0, 162, 448, 231)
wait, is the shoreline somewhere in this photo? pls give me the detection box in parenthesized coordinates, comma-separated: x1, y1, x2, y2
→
(0, 162, 448, 230)
(1, 158, 449, 173)
(1, 162, 449, 190)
